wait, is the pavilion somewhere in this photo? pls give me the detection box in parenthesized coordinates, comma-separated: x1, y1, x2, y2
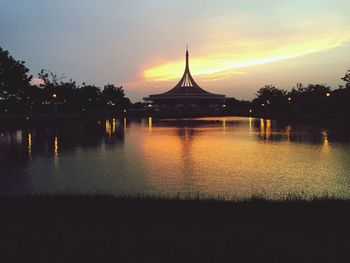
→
(143, 48, 228, 114)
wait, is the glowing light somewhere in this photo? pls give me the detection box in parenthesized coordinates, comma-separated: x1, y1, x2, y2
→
(322, 131, 330, 153)
(260, 118, 265, 138)
(222, 117, 226, 133)
(54, 136, 58, 155)
(105, 119, 116, 138)
(326, 93, 331, 97)
(266, 119, 271, 141)
(52, 93, 57, 99)
(28, 132, 32, 160)
(249, 117, 252, 134)
(54, 135, 59, 167)
(144, 31, 350, 82)
(148, 117, 152, 132)
(113, 118, 116, 133)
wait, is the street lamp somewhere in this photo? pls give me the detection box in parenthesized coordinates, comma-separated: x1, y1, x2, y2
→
(326, 92, 331, 97)
(52, 93, 58, 116)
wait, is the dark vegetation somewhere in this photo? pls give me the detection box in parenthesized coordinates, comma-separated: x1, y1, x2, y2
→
(0, 47, 132, 116)
(1, 195, 350, 263)
(1, 46, 350, 125)
(247, 82, 350, 123)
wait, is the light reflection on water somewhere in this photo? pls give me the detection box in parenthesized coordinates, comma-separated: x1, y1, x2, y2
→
(0, 116, 350, 198)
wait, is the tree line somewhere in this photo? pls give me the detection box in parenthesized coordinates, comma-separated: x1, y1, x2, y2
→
(249, 78, 350, 115)
(1, 46, 350, 116)
(0, 47, 131, 115)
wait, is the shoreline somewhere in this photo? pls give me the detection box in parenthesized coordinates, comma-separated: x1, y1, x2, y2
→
(0, 111, 349, 130)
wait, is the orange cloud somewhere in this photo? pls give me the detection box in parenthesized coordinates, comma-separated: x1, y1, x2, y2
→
(143, 30, 350, 82)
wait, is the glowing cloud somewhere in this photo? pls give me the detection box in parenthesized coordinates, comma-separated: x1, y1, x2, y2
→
(144, 31, 350, 82)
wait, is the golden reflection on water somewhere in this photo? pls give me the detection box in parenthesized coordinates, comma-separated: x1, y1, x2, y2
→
(259, 118, 271, 140)
(0, 116, 348, 198)
(123, 117, 127, 132)
(148, 117, 152, 132)
(28, 132, 32, 160)
(222, 117, 226, 133)
(323, 131, 330, 153)
(141, 123, 262, 194)
(105, 119, 117, 138)
(266, 119, 271, 140)
(136, 116, 350, 197)
(249, 117, 252, 135)
(54, 135, 59, 167)
(260, 118, 265, 138)
(105, 120, 111, 137)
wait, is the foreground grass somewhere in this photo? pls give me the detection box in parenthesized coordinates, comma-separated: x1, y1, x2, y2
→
(1, 195, 350, 263)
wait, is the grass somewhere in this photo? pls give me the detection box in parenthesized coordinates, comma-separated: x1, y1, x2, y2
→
(1, 194, 350, 262)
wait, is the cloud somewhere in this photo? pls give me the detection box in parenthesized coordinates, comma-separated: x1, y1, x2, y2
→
(143, 15, 350, 83)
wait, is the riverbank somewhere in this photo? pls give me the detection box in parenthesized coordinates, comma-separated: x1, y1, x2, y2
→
(247, 111, 350, 130)
(1, 195, 349, 263)
(1, 111, 349, 130)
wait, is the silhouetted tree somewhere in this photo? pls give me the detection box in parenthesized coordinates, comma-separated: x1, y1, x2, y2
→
(57, 80, 79, 112)
(23, 85, 45, 113)
(288, 83, 331, 113)
(78, 84, 102, 112)
(37, 69, 79, 113)
(253, 85, 287, 110)
(341, 68, 350, 89)
(0, 47, 32, 113)
(102, 84, 126, 112)
(38, 69, 65, 87)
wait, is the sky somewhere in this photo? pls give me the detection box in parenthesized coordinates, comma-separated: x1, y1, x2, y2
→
(1, 0, 350, 102)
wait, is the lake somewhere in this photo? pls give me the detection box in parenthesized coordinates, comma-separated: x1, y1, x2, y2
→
(1, 116, 350, 198)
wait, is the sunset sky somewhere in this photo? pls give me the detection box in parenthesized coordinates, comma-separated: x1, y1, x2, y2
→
(1, 0, 350, 101)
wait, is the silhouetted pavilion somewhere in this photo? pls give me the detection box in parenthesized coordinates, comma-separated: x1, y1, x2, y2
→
(143, 48, 227, 113)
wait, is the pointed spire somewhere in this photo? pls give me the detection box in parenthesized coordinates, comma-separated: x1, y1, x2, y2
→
(185, 44, 189, 70)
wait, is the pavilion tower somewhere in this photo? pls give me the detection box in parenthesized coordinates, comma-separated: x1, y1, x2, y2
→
(144, 48, 227, 114)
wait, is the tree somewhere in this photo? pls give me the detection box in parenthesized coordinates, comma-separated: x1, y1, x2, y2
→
(37, 69, 81, 112)
(38, 69, 65, 88)
(253, 85, 287, 110)
(0, 47, 32, 112)
(102, 84, 126, 112)
(341, 68, 350, 89)
(78, 84, 102, 112)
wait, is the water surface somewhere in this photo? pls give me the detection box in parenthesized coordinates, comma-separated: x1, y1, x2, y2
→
(1, 117, 350, 198)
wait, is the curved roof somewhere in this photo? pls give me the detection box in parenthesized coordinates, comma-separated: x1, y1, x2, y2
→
(144, 49, 226, 100)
